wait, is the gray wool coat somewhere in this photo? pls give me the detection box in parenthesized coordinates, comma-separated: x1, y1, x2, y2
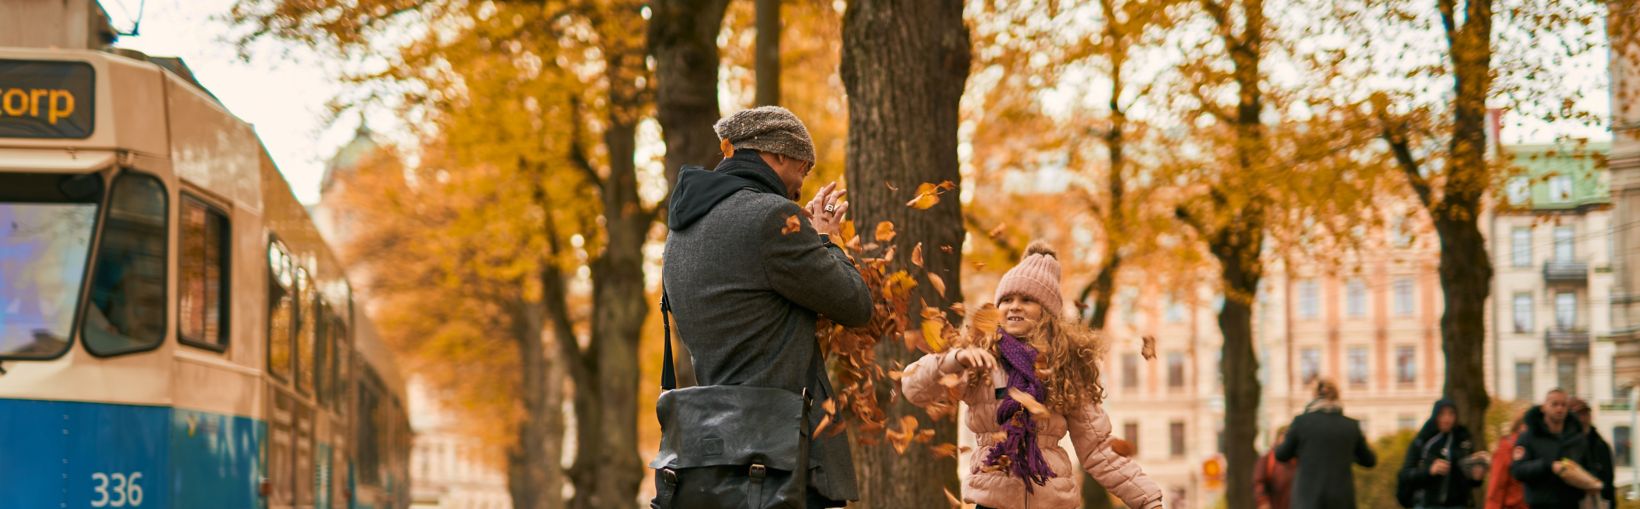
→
(662, 165, 873, 502)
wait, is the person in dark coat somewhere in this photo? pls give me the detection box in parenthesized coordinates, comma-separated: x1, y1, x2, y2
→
(1255, 426, 1296, 509)
(1274, 379, 1378, 509)
(1398, 400, 1485, 508)
(1510, 389, 1598, 509)
(658, 106, 874, 507)
(1570, 398, 1616, 506)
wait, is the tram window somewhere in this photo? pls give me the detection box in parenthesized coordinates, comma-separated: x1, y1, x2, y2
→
(334, 332, 350, 414)
(356, 376, 382, 484)
(179, 196, 230, 350)
(0, 172, 102, 359)
(83, 173, 168, 356)
(268, 242, 294, 380)
(296, 269, 316, 394)
(314, 304, 331, 405)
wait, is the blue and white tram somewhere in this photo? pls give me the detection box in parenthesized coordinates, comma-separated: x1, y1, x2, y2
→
(0, 47, 412, 508)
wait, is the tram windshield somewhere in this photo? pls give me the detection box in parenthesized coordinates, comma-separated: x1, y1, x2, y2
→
(0, 172, 103, 359)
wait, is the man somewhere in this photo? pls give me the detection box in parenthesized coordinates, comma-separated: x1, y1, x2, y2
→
(661, 106, 873, 507)
(1397, 399, 1484, 509)
(1275, 379, 1377, 509)
(1485, 417, 1528, 509)
(1510, 389, 1598, 509)
(1570, 398, 1616, 507)
(1254, 426, 1296, 509)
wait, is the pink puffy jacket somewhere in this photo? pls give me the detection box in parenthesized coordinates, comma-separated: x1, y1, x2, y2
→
(901, 352, 1165, 509)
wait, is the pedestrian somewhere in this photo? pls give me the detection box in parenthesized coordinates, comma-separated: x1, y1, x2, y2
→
(1485, 416, 1528, 509)
(652, 106, 874, 508)
(1274, 379, 1378, 509)
(1254, 426, 1296, 509)
(1570, 398, 1616, 507)
(1397, 399, 1485, 509)
(899, 242, 1165, 509)
(1509, 389, 1601, 509)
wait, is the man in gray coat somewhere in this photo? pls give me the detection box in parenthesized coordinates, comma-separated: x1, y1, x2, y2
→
(663, 106, 873, 506)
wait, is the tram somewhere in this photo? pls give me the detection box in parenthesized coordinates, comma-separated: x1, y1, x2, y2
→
(0, 45, 412, 508)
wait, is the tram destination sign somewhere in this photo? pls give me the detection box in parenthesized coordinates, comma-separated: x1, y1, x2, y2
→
(0, 60, 94, 139)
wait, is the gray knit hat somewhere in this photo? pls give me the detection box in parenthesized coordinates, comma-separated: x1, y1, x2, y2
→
(713, 106, 817, 163)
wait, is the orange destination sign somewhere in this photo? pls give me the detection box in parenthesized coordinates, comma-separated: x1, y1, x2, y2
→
(0, 60, 94, 139)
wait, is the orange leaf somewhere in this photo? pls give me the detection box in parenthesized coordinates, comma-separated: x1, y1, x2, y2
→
(888, 370, 904, 381)
(840, 220, 857, 244)
(911, 242, 925, 268)
(950, 302, 966, 316)
(1110, 437, 1137, 457)
(930, 443, 960, 459)
(969, 303, 1000, 338)
(783, 214, 802, 235)
(1008, 387, 1050, 418)
(987, 223, 1007, 238)
(920, 319, 946, 353)
(814, 414, 835, 437)
(928, 273, 946, 298)
(875, 221, 897, 243)
(1141, 335, 1157, 361)
(938, 373, 965, 389)
(940, 245, 954, 254)
(945, 488, 964, 508)
(906, 182, 943, 209)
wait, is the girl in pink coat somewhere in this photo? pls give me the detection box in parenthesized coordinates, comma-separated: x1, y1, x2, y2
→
(901, 242, 1165, 509)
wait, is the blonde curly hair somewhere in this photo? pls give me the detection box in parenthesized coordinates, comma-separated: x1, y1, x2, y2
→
(956, 312, 1109, 414)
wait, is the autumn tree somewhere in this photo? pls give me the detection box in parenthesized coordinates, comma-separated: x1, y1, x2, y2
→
(840, 0, 971, 505)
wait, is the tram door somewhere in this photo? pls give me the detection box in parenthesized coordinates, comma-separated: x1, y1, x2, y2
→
(266, 243, 323, 509)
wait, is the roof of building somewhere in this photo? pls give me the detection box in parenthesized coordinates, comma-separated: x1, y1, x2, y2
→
(1501, 141, 1610, 213)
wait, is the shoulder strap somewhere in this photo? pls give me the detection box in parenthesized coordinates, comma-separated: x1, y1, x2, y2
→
(661, 290, 678, 390)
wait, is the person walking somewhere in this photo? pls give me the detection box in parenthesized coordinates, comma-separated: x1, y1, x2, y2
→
(1510, 389, 1600, 509)
(1397, 400, 1485, 509)
(1254, 426, 1296, 509)
(1485, 417, 1528, 509)
(1274, 379, 1377, 509)
(899, 242, 1164, 509)
(654, 106, 873, 507)
(1570, 398, 1616, 507)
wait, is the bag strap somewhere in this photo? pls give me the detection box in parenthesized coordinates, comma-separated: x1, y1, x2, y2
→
(661, 291, 678, 391)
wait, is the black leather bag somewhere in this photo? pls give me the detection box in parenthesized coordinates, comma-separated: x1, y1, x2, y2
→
(649, 293, 816, 509)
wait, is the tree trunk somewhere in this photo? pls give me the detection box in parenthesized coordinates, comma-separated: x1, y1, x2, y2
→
(507, 301, 564, 509)
(1213, 218, 1264, 509)
(648, 0, 731, 389)
(754, 0, 781, 106)
(1080, 18, 1126, 505)
(841, 0, 970, 506)
(1436, 0, 1495, 450)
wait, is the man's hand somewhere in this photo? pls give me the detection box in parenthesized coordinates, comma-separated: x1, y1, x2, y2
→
(804, 181, 848, 238)
(1552, 461, 1566, 475)
(1430, 458, 1450, 476)
(939, 347, 997, 374)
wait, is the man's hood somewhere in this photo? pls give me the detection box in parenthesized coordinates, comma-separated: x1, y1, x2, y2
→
(667, 150, 788, 231)
(1416, 399, 1469, 441)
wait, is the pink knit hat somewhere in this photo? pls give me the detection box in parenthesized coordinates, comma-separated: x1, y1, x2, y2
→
(994, 241, 1064, 317)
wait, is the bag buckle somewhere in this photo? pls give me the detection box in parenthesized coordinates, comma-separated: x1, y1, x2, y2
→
(748, 463, 767, 482)
(660, 468, 679, 486)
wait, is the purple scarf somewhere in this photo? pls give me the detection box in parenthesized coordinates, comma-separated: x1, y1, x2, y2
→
(983, 330, 1056, 490)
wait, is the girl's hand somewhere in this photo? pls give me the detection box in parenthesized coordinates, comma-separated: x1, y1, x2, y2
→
(940, 347, 997, 374)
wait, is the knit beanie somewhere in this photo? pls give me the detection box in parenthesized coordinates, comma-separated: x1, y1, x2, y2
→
(994, 241, 1064, 318)
(712, 106, 817, 163)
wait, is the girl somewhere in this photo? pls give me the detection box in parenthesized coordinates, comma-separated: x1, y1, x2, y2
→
(901, 242, 1164, 509)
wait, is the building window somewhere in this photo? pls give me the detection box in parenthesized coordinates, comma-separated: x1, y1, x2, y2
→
(1396, 346, 1417, 385)
(1300, 348, 1321, 385)
(1165, 298, 1186, 324)
(1393, 278, 1415, 317)
(1392, 217, 1412, 247)
(1167, 352, 1186, 390)
(1124, 422, 1141, 454)
(1516, 361, 1535, 402)
(1347, 347, 1369, 388)
(82, 173, 169, 356)
(1170, 421, 1186, 458)
(1398, 415, 1418, 430)
(1507, 177, 1530, 205)
(1559, 357, 1579, 397)
(1554, 226, 1575, 262)
(1556, 292, 1577, 330)
(1617, 426, 1632, 468)
(1345, 279, 1366, 318)
(1512, 227, 1532, 267)
(1298, 279, 1320, 320)
(179, 195, 231, 350)
(1549, 175, 1573, 202)
(1122, 353, 1140, 390)
(1513, 293, 1534, 333)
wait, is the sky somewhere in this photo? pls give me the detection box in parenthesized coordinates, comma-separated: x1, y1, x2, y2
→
(108, 0, 363, 205)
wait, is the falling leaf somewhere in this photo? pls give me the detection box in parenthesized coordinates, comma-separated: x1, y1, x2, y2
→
(920, 317, 946, 353)
(906, 182, 944, 209)
(940, 245, 954, 254)
(931, 443, 960, 459)
(969, 303, 1001, 338)
(875, 221, 897, 243)
(887, 415, 920, 454)
(902, 330, 929, 352)
(950, 302, 967, 316)
(928, 273, 947, 298)
(939, 373, 965, 389)
(883, 245, 897, 263)
(1141, 335, 1157, 360)
(944, 488, 964, 508)
(1008, 387, 1050, 418)
(987, 222, 1007, 239)
(888, 370, 904, 381)
(783, 214, 802, 235)
(912, 243, 925, 267)
(1110, 437, 1137, 457)
(959, 446, 973, 454)
(840, 220, 857, 244)
(814, 414, 835, 437)
(916, 429, 936, 443)
(885, 182, 900, 192)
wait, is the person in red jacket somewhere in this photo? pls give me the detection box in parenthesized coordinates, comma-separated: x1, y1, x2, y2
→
(1255, 426, 1296, 509)
(1486, 417, 1528, 509)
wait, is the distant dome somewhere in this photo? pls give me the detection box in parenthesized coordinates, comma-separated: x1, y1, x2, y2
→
(320, 122, 380, 194)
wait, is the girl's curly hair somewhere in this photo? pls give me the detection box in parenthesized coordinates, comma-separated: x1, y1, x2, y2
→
(957, 313, 1108, 414)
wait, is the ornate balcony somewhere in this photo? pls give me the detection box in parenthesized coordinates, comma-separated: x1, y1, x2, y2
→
(1545, 328, 1591, 353)
(1543, 261, 1589, 284)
